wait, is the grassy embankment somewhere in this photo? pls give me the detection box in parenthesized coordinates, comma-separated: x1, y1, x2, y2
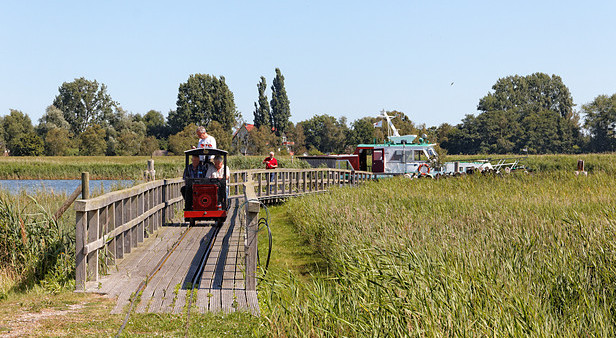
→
(0, 155, 309, 180)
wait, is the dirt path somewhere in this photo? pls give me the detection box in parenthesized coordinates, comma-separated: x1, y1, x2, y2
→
(2, 303, 86, 337)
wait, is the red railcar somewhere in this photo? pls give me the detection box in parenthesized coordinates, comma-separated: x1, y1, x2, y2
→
(183, 148, 228, 225)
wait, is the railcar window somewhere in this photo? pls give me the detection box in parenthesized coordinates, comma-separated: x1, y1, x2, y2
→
(414, 150, 422, 161)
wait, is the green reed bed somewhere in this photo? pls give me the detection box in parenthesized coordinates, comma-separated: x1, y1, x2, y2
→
(0, 191, 75, 297)
(448, 153, 616, 175)
(0, 155, 309, 179)
(261, 172, 616, 336)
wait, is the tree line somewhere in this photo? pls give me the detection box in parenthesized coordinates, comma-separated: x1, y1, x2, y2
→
(2, 71, 616, 156)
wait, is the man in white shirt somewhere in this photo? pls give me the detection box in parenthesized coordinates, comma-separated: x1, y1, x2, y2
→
(195, 126, 216, 162)
(197, 126, 216, 149)
(206, 155, 230, 180)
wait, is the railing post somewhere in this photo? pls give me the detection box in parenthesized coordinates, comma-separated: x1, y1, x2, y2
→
(137, 193, 144, 243)
(123, 197, 131, 254)
(81, 172, 89, 199)
(87, 209, 99, 281)
(75, 209, 86, 291)
(274, 171, 279, 195)
(311, 171, 315, 191)
(100, 206, 110, 268)
(108, 203, 116, 264)
(115, 200, 124, 259)
(244, 183, 259, 291)
(162, 180, 168, 225)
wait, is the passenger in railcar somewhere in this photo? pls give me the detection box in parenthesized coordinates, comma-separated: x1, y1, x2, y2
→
(181, 154, 207, 209)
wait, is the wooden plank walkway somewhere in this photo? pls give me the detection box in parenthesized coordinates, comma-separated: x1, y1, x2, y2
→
(87, 199, 258, 315)
(195, 199, 258, 314)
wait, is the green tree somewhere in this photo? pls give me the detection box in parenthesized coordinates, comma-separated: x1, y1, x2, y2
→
(442, 73, 580, 154)
(207, 121, 232, 151)
(582, 94, 616, 152)
(12, 132, 44, 156)
(299, 115, 348, 154)
(168, 123, 198, 155)
(45, 127, 74, 156)
(3, 109, 35, 154)
(52, 77, 116, 134)
(170, 74, 237, 134)
(253, 76, 271, 128)
(104, 109, 148, 155)
(285, 122, 307, 154)
(270, 68, 291, 136)
(440, 115, 482, 154)
(388, 111, 420, 136)
(246, 126, 279, 155)
(478, 73, 574, 118)
(78, 124, 107, 156)
(349, 118, 377, 145)
(139, 136, 161, 156)
(519, 110, 560, 153)
(115, 128, 143, 156)
(36, 105, 71, 136)
(143, 110, 168, 139)
(0, 119, 5, 152)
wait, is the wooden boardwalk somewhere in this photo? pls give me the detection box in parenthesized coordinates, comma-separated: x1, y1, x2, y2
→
(75, 168, 375, 317)
(87, 199, 257, 314)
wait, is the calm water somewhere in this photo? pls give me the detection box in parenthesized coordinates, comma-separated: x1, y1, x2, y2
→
(0, 179, 135, 195)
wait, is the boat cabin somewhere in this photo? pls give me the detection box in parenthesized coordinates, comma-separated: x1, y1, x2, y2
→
(354, 136, 438, 174)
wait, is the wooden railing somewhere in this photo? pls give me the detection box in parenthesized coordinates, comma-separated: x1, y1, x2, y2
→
(237, 168, 375, 290)
(228, 168, 375, 199)
(74, 178, 183, 291)
(75, 168, 375, 291)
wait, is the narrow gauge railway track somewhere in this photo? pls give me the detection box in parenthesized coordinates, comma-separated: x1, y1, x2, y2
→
(115, 221, 223, 337)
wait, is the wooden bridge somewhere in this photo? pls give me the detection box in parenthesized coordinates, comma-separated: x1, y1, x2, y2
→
(75, 168, 375, 315)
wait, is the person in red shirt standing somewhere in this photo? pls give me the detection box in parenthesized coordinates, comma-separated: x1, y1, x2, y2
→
(263, 151, 278, 169)
(263, 151, 278, 192)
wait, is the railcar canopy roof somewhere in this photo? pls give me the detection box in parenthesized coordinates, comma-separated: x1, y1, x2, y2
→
(184, 148, 228, 156)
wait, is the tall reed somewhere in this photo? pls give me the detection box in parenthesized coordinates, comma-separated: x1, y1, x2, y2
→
(261, 172, 616, 336)
(0, 192, 74, 296)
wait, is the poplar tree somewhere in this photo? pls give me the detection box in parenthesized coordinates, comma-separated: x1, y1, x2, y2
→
(253, 76, 270, 128)
(270, 68, 291, 136)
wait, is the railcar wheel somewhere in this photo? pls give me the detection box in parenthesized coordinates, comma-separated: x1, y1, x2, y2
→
(190, 219, 196, 227)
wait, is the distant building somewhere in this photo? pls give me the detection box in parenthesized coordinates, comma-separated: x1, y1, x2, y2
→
(232, 123, 255, 155)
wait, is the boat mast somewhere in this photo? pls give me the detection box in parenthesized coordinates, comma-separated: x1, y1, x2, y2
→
(379, 110, 400, 138)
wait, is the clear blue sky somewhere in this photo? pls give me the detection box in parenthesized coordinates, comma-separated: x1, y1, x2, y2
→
(1, 0, 615, 128)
